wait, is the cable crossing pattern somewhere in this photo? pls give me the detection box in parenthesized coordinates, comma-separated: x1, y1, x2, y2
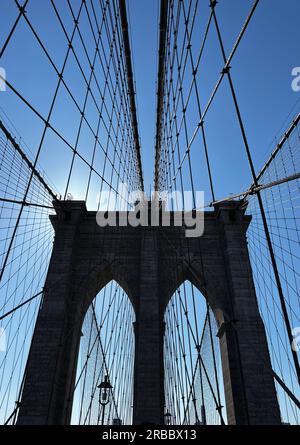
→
(154, 0, 299, 425)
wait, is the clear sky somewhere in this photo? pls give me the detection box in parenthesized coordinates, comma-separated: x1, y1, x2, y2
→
(127, 0, 300, 196)
(1, 0, 300, 197)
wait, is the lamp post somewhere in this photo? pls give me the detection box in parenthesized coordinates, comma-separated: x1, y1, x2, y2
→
(164, 410, 172, 425)
(98, 375, 113, 425)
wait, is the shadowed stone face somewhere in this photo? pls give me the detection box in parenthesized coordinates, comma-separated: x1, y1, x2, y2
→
(17, 200, 280, 425)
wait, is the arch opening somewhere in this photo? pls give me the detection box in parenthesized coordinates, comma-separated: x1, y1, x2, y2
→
(164, 280, 226, 425)
(71, 280, 135, 425)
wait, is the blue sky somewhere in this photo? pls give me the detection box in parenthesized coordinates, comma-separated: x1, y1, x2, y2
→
(127, 0, 300, 196)
(0, 0, 300, 198)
